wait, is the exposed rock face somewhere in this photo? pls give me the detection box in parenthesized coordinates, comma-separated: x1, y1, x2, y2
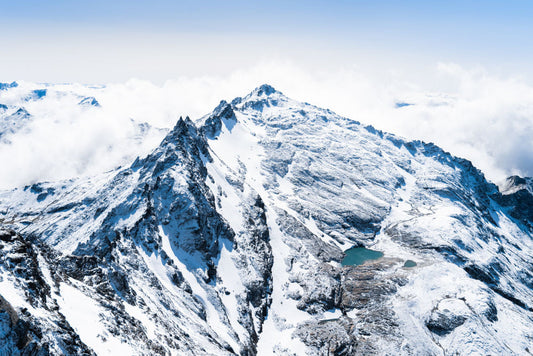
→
(495, 175, 533, 226)
(0, 85, 532, 355)
(425, 298, 469, 336)
(78, 97, 101, 107)
(0, 107, 31, 142)
(0, 229, 94, 355)
(0, 81, 18, 90)
(201, 101, 237, 139)
(25, 89, 47, 101)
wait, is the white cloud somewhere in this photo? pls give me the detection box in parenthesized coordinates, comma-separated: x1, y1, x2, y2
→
(0, 61, 532, 190)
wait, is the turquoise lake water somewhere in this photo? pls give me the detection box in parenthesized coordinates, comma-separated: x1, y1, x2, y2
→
(403, 260, 417, 267)
(341, 247, 384, 266)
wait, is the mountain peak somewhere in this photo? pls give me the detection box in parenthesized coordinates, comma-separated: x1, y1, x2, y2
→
(78, 96, 100, 107)
(499, 175, 532, 195)
(228, 84, 287, 110)
(0, 81, 18, 90)
(251, 84, 280, 97)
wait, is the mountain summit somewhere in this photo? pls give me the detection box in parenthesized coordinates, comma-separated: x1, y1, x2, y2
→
(251, 84, 279, 96)
(0, 86, 532, 355)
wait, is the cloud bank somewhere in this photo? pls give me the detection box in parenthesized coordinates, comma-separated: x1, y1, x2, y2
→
(0, 62, 532, 190)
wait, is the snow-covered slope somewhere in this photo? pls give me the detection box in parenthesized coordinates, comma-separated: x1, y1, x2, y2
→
(0, 84, 532, 355)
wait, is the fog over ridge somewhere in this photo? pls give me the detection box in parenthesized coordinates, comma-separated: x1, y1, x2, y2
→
(1, 61, 532, 189)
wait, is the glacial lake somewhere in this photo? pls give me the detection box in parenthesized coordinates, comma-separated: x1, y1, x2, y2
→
(341, 247, 384, 266)
(403, 260, 417, 267)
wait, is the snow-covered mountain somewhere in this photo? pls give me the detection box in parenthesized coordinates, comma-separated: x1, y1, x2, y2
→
(0, 82, 168, 146)
(0, 84, 532, 355)
(0, 81, 170, 189)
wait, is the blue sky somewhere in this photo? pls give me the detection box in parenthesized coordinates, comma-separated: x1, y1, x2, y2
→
(1, 1, 533, 83)
(2, 1, 533, 183)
